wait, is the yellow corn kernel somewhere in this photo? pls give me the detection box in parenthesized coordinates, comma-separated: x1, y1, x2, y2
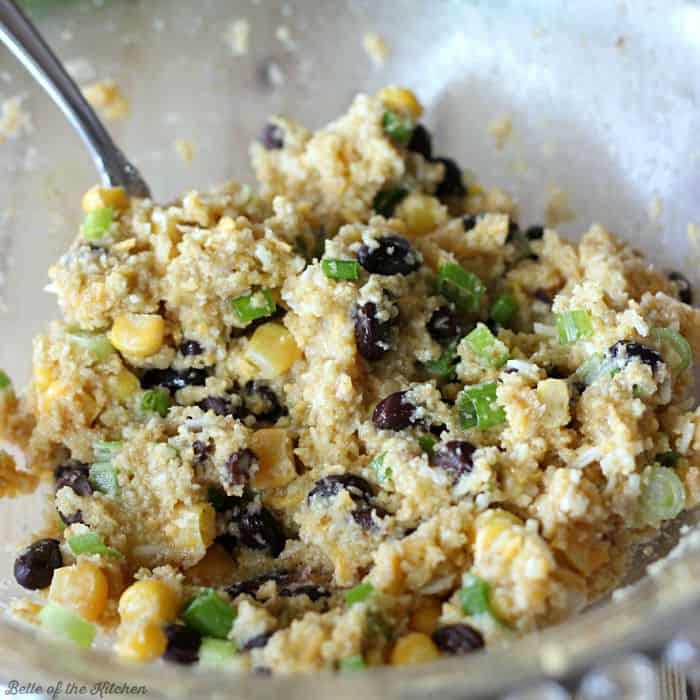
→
(108, 314, 164, 358)
(49, 563, 109, 623)
(395, 192, 448, 236)
(115, 623, 167, 662)
(475, 509, 521, 557)
(82, 185, 129, 212)
(249, 428, 297, 489)
(536, 379, 570, 428)
(377, 86, 423, 119)
(42, 380, 70, 408)
(245, 323, 302, 378)
(107, 367, 141, 400)
(118, 579, 179, 626)
(409, 601, 442, 635)
(172, 502, 216, 553)
(391, 632, 439, 666)
(34, 365, 55, 392)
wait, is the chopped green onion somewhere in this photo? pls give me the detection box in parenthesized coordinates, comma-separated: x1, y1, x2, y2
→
(465, 323, 509, 368)
(652, 327, 692, 371)
(66, 331, 114, 361)
(490, 293, 519, 328)
(39, 602, 96, 648)
(140, 388, 170, 417)
(89, 462, 120, 496)
(82, 207, 114, 241)
(93, 440, 123, 461)
(370, 453, 391, 482)
(556, 310, 593, 345)
(574, 353, 604, 385)
(639, 466, 685, 524)
(381, 110, 414, 145)
(67, 531, 123, 559)
(231, 288, 276, 325)
(425, 340, 459, 379)
(372, 187, 409, 218)
(344, 582, 374, 606)
(0, 370, 11, 390)
(339, 654, 366, 672)
(656, 451, 678, 468)
(199, 637, 237, 667)
(322, 259, 360, 281)
(459, 573, 492, 617)
(182, 589, 236, 639)
(457, 382, 506, 430)
(418, 434, 436, 457)
(438, 263, 485, 314)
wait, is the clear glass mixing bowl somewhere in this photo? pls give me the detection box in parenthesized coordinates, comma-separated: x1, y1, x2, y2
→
(1, 1, 700, 697)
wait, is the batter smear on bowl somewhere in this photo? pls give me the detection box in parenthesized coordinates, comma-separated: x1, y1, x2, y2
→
(1, 88, 700, 672)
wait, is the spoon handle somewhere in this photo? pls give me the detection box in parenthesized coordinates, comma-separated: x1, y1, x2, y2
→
(0, 0, 150, 198)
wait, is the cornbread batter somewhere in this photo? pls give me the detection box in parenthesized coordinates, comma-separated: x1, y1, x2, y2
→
(2, 88, 700, 672)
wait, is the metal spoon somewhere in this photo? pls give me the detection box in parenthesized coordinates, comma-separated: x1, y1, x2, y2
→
(0, 0, 150, 198)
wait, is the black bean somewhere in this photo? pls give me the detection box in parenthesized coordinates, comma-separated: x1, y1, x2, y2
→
(547, 366, 568, 380)
(14, 538, 63, 590)
(242, 632, 273, 651)
(505, 219, 521, 242)
(59, 509, 84, 526)
(462, 214, 483, 232)
(608, 340, 663, 372)
(372, 391, 416, 431)
(432, 624, 484, 655)
(407, 124, 432, 159)
(238, 505, 286, 557)
(140, 367, 208, 392)
(225, 448, 257, 486)
(534, 289, 552, 305)
(433, 157, 465, 199)
(372, 187, 409, 218)
(428, 422, 448, 436)
(197, 396, 237, 417)
(208, 485, 244, 513)
(192, 439, 213, 464)
(163, 624, 201, 665)
(357, 235, 420, 276)
(354, 302, 393, 361)
(214, 533, 238, 554)
(54, 462, 93, 497)
(352, 504, 388, 530)
(179, 339, 204, 356)
(668, 271, 693, 305)
(307, 474, 373, 503)
(244, 381, 285, 420)
(427, 306, 460, 341)
(432, 441, 476, 478)
(525, 225, 544, 240)
(485, 319, 499, 334)
(259, 123, 284, 150)
(279, 584, 329, 601)
(226, 571, 290, 599)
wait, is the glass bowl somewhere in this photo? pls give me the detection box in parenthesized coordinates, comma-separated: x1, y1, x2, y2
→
(1, 1, 700, 697)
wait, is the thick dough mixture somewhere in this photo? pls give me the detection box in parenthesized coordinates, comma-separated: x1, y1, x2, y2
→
(2, 88, 700, 672)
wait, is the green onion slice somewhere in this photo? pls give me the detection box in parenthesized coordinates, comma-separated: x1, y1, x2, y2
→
(89, 462, 120, 497)
(457, 382, 506, 430)
(556, 310, 593, 345)
(417, 434, 436, 457)
(652, 327, 692, 371)
(339, 654, 366, 672)
(66, 331, 115, 361)
(82, 207, 114, 241)
(490, 293, 519, 328)
(182, 589, 236, 639)
(231, 288, 276, 325)
(344, 582, 374, 605)
(425, 340, 459, 379)
(0, 370, 11, 391)
(93, 440, 123, 461)
(321, 259, 360, 281)
(369, 453, 391, 482)
(639, 465, 686, 524)
(39, 602, 96, 648)
(199, 637, 237, 667)
(381, 110, 414, 145)
(460, 573, 492, 617)
(465, 323, 509, 368)
(140, 388, 170, 417)
(438, 263, 485, 314)
(67, 531, 123, 559)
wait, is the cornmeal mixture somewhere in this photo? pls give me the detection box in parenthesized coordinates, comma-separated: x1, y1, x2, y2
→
(2, 88, 700, 672)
